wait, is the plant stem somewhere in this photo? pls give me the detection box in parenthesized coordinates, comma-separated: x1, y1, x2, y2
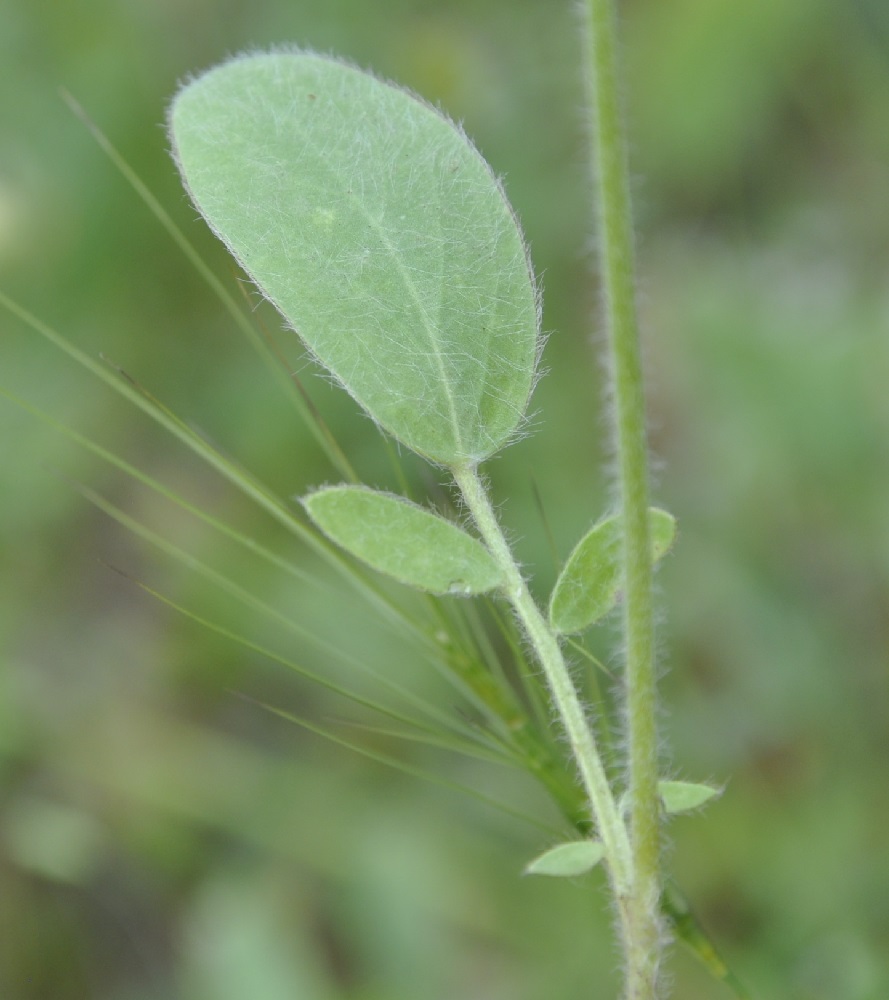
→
(581, 0, 662, 996)
(452, 463, 632, 894)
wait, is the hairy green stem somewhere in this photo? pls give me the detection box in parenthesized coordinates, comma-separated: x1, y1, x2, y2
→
(452, 463, 632, 894)
(581, 0, 662, 996)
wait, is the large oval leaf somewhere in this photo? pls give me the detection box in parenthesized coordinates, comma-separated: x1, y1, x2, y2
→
(169, 52, 539, 466)
(549, 508, 676, 634)
(302, 486, 503, 595)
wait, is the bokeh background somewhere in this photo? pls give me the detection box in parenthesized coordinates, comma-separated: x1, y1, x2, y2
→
(2, 1, 888, 998)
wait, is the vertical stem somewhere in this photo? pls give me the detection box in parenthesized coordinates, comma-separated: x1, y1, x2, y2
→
(452, 463, 632, 895)
(580, 0, 662, 997)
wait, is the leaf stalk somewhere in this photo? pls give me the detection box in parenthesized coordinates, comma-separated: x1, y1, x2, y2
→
(452, 464, 632, 895)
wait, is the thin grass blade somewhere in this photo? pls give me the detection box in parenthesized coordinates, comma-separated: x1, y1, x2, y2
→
(61, 89, 357, 482)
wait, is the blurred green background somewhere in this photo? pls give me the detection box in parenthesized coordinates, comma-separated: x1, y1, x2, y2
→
(2, 1, 888, 998)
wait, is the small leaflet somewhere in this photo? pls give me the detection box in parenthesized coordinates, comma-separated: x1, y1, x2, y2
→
(658, 780, 721, 814)
(524, 839, 605, 877)
(549, 508, 676, 634)
(303, 485, 503, 595)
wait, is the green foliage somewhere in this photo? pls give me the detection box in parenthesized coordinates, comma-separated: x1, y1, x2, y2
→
(303, 485, 503, 595)
(548, 508, 676, 634)
(171, 52, 683, 992)
(658, 781, 721, 814)
(5, 2, 887, 997)
(169, 52, 539, 467)
(2, 41, 737, 1000)
(524, 839, 605, 877)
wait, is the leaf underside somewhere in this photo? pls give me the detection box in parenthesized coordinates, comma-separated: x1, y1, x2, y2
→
(303, 486, 503, 595)
(169, 51, 539, 466)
